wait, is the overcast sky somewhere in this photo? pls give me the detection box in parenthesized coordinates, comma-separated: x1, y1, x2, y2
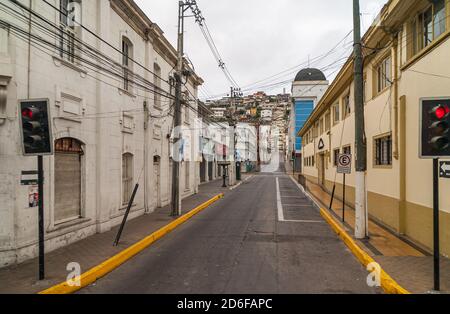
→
(134, 0, 388, 99)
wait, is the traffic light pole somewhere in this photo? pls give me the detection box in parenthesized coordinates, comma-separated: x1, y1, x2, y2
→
(37, 155, 45, 280)
(433, 158, 440, 291)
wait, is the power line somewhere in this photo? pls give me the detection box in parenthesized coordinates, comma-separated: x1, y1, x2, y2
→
(0, 2, 175, 100)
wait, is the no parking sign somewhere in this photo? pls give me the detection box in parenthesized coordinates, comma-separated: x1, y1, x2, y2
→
(337, 154, 352, 174)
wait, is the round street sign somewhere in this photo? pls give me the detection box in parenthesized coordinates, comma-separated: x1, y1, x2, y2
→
(337, 154, 352, 174)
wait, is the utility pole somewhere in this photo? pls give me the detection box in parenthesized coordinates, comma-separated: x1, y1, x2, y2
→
(353, 0, 368, 239)
(171, 1, 185, 217)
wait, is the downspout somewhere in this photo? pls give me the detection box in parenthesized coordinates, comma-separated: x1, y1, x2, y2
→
(392, 33, 399, 160)
(392, 33, 403, 234)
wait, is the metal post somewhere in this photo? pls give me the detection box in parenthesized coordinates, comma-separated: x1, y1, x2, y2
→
(353, 0, 368, 239)
(329, 184, 336, 211)
(433, 158, 440, 291)
(343, 174, 346, 223)
(114, 184, 139, 246)
(37, 155, 45, 280)
(222, 166, 227, 188)
(171, 1, 185, 217)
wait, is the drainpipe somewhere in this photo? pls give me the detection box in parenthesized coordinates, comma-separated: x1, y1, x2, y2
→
(392, 33, 399, 160)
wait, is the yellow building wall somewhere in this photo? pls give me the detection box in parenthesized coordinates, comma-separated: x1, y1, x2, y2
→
(300, 18, 450, 256)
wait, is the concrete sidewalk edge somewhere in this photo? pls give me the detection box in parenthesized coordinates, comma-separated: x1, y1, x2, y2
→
(319, 208, 410, 295)
(39, 193, 225, 295)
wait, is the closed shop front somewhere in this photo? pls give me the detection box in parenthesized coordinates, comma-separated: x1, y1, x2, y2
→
(54, 138, 83, 223)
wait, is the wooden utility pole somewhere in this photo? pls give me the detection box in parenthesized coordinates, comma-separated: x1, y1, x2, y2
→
(353, 0, 368, 238)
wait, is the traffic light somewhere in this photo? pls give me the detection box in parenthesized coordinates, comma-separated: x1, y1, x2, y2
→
(420, 98, 450, 158)
(19, 100, 53, 156)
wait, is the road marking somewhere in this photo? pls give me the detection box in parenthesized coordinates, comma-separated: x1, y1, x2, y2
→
(276, 177, 285, 222)
(282, 219, 325, 223)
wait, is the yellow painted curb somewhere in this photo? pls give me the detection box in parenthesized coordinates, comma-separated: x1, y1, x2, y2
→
(39, 193, 225, 294)
(320, 208, 410, 295)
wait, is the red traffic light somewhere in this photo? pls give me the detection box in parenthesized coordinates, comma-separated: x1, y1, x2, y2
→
(22, 108, 34, 119)
(22, 107, 40, 119)
(433, 105, 450, 120)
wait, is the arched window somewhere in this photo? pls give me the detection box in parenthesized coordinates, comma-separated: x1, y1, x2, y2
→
(54, 138, 84, 222)
(122, 36, 133, 91)
(122, 153, 134, 205)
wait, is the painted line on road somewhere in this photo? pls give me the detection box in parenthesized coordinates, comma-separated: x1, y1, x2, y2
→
(282, 219, 325, 223)
(276, 177, 285, 222)
(277, 177, 322, 223)
(39, 193, 225, 295)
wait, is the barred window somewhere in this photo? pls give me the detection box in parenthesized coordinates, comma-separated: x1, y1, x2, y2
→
(375, 135, 392, 166)
(377, 56, 392, 93)
(333, 149, 340, 167)
(59, 0, 81, 63)
(122, 37, 133, 92)
(122, 153, 134, 205)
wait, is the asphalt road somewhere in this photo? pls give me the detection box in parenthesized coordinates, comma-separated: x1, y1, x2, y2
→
(80, 168, 379, 294)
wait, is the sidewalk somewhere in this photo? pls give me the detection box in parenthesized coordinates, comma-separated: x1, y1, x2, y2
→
(296, 173, 450, 294)
(0, 177, 243, 294)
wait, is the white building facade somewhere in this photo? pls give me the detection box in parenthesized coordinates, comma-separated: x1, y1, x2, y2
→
(0, 0, 203, 267)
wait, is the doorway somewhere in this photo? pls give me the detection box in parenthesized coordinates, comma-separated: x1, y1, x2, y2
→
(318, 153, 326, 187)
(54, 138, 83, 223)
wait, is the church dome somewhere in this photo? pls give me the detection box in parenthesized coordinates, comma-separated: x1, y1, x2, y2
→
(294, 68, 326, 82)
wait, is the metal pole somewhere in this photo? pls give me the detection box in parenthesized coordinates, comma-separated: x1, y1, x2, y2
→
(171, 1, 184, 217)
(37, 155, 45, 280)
(353, 0, 367, 239)
(343, 174, 346, 223)
(329, 184, 336, 211)
(433, 158, 440, 291)
(114, 184, 139, 246)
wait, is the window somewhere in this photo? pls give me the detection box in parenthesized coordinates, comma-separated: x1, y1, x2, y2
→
(319, 118, 324, 135)
(434, 0, 446, 39)
(333, 103, 340, 124)
(342, 94, 351, 119)
(313, 122, 319, 138)
(122, 153, 133, 205)
(153, 63, 162, 108)
(343, 146, 351, 156)
(410, 0, 447, 56)
(374, 135, 392, 166)
(312, 156, 315, 167)
(376, 56, 392, 93)
(333, 148, 340, 167)
(59, 0, 81, 63)
(122, 37, 133, 92)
